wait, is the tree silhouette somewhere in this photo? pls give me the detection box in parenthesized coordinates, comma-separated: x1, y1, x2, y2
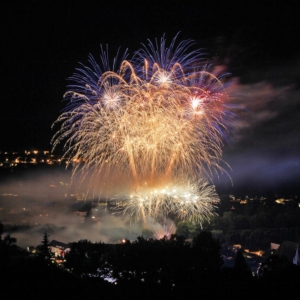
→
(39, 232, 52, 260)
(0, 222, 17, 266)
(234, 250, 251, 276)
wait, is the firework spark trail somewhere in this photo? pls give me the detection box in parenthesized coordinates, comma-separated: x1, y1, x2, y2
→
(52, 34, 235, 224)
(153, 219, 176, 240)
(114, 177, 219, 224)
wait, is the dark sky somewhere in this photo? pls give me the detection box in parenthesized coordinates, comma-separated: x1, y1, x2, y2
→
(1, 1, 300, 195)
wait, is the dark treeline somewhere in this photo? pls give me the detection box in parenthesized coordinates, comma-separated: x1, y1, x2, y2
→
(2, 225, 300, 299)
(1, 196, 300, 298)
(177, 197, 300, 248)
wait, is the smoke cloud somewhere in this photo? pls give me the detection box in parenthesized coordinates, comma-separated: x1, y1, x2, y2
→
(0, 167, 173, 248)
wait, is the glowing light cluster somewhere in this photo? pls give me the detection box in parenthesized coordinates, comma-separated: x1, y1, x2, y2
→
(114, 178, 219, 224)
(52, 35, 234, 224)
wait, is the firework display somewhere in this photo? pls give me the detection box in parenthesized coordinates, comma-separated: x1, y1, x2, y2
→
(52, 35, 233, 224)
(114, 178, 219, 223)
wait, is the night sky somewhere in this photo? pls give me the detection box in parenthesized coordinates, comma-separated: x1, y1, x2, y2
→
(1, 1, 300, 195)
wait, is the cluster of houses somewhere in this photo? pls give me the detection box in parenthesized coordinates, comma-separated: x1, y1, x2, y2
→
(219, 241, 300, 275)
(24, 237, 300, 274)
(27, 239, 71, 264)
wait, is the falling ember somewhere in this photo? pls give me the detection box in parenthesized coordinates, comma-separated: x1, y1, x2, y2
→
(52, 34, 235, 224)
